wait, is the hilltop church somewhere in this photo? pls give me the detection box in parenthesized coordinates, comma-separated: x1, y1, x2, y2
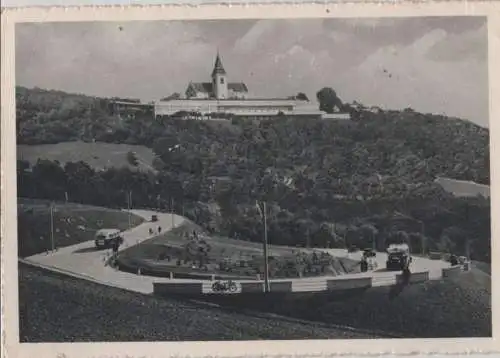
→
(184, 52, 249, 100)
(112, 52, 350, 121)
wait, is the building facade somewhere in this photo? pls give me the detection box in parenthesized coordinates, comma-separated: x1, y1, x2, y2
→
(112, 52, 351, 121)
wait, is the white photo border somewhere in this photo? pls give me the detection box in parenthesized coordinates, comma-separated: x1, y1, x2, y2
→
(2, 2, 499, 358)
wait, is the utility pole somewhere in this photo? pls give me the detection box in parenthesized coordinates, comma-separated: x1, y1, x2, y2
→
(421, 221, 426, 256)
(257, 201, 270, 293)
(171, 197, 175, 228)
(263, 202, 270, 293)
(50, 202, 55, 252)
(127, 191, 132, 229)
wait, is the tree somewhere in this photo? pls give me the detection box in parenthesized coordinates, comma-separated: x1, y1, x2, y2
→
(296, 92, 309, 101)
(161, 92, 181, 101)
(316, 87, 343, 114)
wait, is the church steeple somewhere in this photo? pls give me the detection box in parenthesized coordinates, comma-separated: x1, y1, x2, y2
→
(212, 50, 227, 78)
(211, 50, 228, 99)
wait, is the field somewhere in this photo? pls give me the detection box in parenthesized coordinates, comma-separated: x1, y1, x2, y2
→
(18, 263, 377, 341)
(17, 141, 156, 172)
(116, 220, 361, 279)
(434, 177, 490, 198)
(18, 198, 144, 257)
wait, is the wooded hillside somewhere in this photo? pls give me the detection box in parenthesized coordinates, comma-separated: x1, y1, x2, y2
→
(16, 86, 491, 262)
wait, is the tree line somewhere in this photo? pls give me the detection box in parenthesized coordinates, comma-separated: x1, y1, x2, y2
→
(18, 157, 491, 262)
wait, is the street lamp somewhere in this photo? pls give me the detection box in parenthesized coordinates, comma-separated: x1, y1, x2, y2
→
(256, 200, 270, 293)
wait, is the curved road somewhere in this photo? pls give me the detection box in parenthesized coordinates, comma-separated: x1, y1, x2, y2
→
(24, 209, 450, 294)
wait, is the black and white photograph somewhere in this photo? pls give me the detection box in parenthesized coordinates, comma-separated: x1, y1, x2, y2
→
(2, 5, 496, 353)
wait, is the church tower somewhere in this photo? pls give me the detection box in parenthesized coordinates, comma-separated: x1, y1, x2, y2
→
(211, 51, 228, 99)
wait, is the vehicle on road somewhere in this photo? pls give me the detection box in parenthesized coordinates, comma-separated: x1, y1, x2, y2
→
(211, 280, 238, 293)
(94, 229, 124, 249)
(151, 215, 158, 222)
(386, 243, 412, 271)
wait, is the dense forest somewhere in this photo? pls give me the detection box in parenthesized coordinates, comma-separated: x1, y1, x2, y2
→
(16, 86, 491, 262)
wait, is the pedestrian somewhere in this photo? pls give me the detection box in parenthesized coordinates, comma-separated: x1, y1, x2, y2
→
(158, 226, 162, 234)
(149, 228, 153, 235)
(360, 257, 368, 272)
(402, 266, 411, 285)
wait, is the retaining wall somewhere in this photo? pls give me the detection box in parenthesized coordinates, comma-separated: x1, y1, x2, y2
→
(429, 252, 443, 260)
(117, 259, 252, 281)
(153, 282, 203, 295)
(241, 282, 265, 293)
(442, 265, 462, 278)
(270, 281, 293, 292)
(395, 271, 429, 284)
(326, 277, 373, 290)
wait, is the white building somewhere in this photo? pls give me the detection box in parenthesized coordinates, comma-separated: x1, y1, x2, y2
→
(154, 52, 350, 121)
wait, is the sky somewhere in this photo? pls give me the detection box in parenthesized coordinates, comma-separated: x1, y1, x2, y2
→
(15, 16, 489, 127)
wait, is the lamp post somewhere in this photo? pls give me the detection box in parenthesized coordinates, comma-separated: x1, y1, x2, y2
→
(171, 197, 175, 228)
(256, 200, 270, 293)
(419, 220, 426, 256)
(50, 202, 55, 252)
(127, 191, 133, 229)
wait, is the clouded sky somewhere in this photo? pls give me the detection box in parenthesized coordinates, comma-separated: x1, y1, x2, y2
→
(16, 17, 489, 127)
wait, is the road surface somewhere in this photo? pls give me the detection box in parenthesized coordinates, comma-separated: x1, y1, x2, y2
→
(24, 209, 450, 294)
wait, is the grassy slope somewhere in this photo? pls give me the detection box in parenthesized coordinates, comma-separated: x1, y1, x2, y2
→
(18, 199, 144, 257)
(117, 220, 360, 278)
(17, 141, 156, 172)
(18, 263, 490, 340)
(232, 268, 491, 338)
(18, 263, 376, 342)
(435, 177, 490, 198)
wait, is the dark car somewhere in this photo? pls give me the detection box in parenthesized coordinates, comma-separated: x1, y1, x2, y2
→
(151, 215, 158, 222)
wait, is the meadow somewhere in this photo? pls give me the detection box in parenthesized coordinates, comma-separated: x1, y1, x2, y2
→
(18, 198, 144, 257)
(17, 141, 156, 172)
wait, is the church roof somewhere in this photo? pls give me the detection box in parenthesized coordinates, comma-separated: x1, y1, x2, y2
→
(211, 52, 227, 77)
(189, 82, 248, 93)
(190, 82, 213, 93)
(228, 82, 248, 92)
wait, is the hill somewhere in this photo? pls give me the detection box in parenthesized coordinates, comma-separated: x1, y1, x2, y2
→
(17, 141, 156, 172)
(17, 199, 144, 257)
(16, 86, 491, 263)
(18, 263, 490, 340)
(203, 267, 492, 338)
(18, 263, 377, 341)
